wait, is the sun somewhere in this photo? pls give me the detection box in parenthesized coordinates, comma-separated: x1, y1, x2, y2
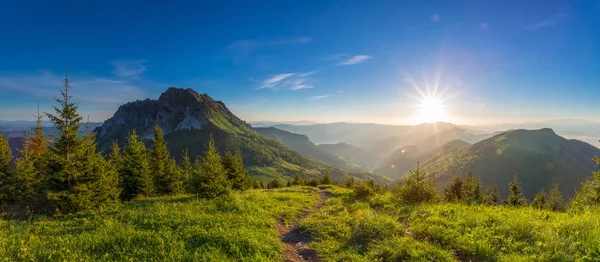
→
(417, 96, 447, 123)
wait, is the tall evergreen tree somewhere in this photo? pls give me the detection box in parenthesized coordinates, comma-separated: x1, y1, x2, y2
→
(345, 176, 355, 188)
(81, 130, 120, 208)
(30, 105, 48, 156)
(180, 149, 191, 191)
(546, 182, 564, 211)
(164, 157, 184, 194)
(13, 134, 45, 208)
(462, 170, 483, 204)
(192, 135, 230, 198)
(505, 175, 527, 207)
(531, 188, 547, 209)
(395, 162, 438, 205)
(150, 124, 174, 195)
(268, 178, 282, 189)
(0, 127, 15, 203)
(320, 170, 332, 185)
(45, 69, 99, 214)
(223, 150, 251, 191)
(443, 175, 463, 202)
(120, 131, 154, 200)
(109, 141, 122, 170)
(483, 185, 500, 205)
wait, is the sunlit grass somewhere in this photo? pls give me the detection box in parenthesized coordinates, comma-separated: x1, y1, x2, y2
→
(0, 187, 318, 261)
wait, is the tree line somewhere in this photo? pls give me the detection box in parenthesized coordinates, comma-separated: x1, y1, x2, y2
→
(0, 76, 252, 216)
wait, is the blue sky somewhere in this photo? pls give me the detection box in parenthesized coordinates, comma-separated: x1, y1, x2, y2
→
(0, 0, 598, 125)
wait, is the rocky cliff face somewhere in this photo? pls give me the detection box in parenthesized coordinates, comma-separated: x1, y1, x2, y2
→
(95, 87, 250, 140)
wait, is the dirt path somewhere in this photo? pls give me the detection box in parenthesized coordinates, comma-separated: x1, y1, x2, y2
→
(277, 189, 329, 262)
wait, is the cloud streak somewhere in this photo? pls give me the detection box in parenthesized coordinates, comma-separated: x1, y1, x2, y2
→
(308, 95, 330, 101)
(110, 59, 149, 78)
(258, 72, 315, 90)
(337, 55, 372, 65)
(526, 14, 569, 30)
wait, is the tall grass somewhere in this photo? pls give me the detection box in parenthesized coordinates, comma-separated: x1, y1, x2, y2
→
(0, 187, 318, 261)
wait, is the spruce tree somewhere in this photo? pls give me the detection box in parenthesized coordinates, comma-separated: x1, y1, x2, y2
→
(45, 70, 98, 214)
(345, 176, 355, 188)
(293, 174, 303, 186)
(150, 124, 173, 195)
(120, 131, 154, 200)
(395, 162, 438, 205)
(505, 175, 527, 207)
(0, 127, 15, 203)
(30, 106, 48, 157)
(13, 133, 44, 207)
(546, 182, 564, 211)
(443, 175, 463, 202)
(164, 158, 184, 194)
(483, 185, 500, 205)
(81, 131, 120, 209)
(531, 188, 547, 209)
(109, 141, 122, 170)
(268, 178, 282, 189)
(320, 170, 332, 185)
(192, 135, 230, 198)
(180, 149, 191, 191)
(462, 170, 483, 204)
(223, 150, 251, 191)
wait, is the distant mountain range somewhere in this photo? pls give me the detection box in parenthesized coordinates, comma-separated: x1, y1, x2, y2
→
(93, 87, 389, 184)
(382, 128, 600, 199)
(250, 120, 318, 127)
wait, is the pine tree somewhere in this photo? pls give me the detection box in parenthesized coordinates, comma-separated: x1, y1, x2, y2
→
(546, 182, 564, 211)
(180, 149, 191, 191)
(505, 175, 527, 207)
(223, 150, 251, 191)
(109, 141, 122, 169)
(462, 170, 483, 204)
(0, 127, 15, 203)
(120, 131, 154, 200)
(164, 158, 184, 194)
(13, 133, 47, 209)
(531, 188, 547, 209)
(320, 170, 332, 185)
(192, 135, 230, 198)
(443, 175, 463, 202)
(81, 130, 120, 209)
(45, 68, 99, 214)
(253, 180, 263, 189)
(483, 185, 500, 205)
(293, 174, 303, 186)
(150, 124, 174, 195)
(268, 178, 282, 189)
(30, 105, 48, 157)
(345, 176, 355, 188)
(395, 162, 438, 205)
(189, 157, 202, 193)
(286, 180, 292, 187)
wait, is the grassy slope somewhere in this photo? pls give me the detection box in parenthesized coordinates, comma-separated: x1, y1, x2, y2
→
(300, 186, 600, 261)
(0, 188, 318, 261)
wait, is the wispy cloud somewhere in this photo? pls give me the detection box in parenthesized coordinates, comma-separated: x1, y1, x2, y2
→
(258, 71, 315, 90)
(308, 95, 330, 101)
(227, 37, 312, 61)
(110, 59, 149, 78)
(337, 55, 372, 65)
(526, 14, 569, 30)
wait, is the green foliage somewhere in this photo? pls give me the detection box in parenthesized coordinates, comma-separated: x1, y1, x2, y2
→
(320, 170, 332, 185)
(461, 170, 483, 205)
(252, 180, 263, 189)
(345, 176, 355, 188)
(191, 135, 230, 198)
(532, 188, 547, 209)
(483, 184, 500, 205)
(395, 162, 438, 205)
(443, 175, 463, 202)
(267, 178, 282, 189)
(0, 188, 318, 261)
(80, 132, 120, 210)
(505, 175, 527, 207)
(120, 131, 154, 200)
(223, 150, 251, 191)
(293, 174, 303, 186)
(546, 182, 564, 212)
(44, 79, 112, 215)
(150, 124, 174, 195)
(179, 149, 191, 190)
(13, 134, 43, 207)
(354, 183, 376, 201)
(0, 128, 15, 203)
(569, 156, 600, 211)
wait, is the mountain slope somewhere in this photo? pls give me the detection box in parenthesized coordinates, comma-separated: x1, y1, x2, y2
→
(419, 128, 600, 199)
(317, 142, 376, 170)
(254, 127, 348, 168)
(374, 140, 471, 180)
(94, 88, 388, 184)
